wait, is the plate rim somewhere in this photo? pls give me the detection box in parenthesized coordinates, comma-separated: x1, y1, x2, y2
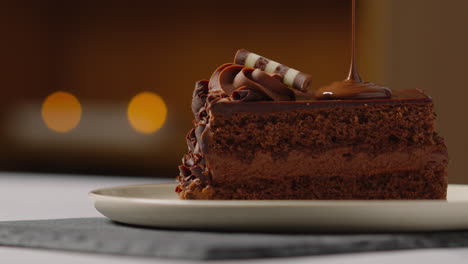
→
(89, 183, 466, 207)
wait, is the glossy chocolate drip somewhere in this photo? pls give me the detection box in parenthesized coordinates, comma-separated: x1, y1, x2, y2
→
(211, 89, 431, 116)
(316, 0, 391, 100)
(315, 80, 391, 100)
(347, 0, 361, 83)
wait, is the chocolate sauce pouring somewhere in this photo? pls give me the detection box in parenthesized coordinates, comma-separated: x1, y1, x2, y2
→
(315, 0, 391, 100)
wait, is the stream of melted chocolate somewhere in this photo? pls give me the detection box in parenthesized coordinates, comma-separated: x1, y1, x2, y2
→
(315, 0, 391, 100)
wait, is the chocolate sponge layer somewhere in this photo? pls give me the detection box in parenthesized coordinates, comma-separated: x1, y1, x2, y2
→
(180, 166, 447, 200)
(208, 103, 436, 161)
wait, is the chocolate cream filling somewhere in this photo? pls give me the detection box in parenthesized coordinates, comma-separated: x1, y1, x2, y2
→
(203, 144, 448, 183)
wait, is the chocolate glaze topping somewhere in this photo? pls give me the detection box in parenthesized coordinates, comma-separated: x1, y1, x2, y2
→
(316, 80, 392, 100)
(316, 0, 392, 100)
(210, 89, 431, 116)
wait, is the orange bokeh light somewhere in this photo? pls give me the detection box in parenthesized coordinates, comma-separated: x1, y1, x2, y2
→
(41, 91, 82, 133)
(127, 92, 167, 134)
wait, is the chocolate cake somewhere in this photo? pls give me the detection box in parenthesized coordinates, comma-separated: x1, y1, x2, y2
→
(176, 0, 447, 200)
(176, 49, 448, 200)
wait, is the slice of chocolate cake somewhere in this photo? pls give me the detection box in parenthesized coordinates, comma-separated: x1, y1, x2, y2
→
(176, 50, 448, 200)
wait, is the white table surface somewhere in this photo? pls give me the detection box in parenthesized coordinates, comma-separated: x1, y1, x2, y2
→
(1, 172, 467, 263)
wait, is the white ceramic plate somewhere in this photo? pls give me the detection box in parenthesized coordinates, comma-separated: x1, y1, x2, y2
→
(90, 183, 468, 232)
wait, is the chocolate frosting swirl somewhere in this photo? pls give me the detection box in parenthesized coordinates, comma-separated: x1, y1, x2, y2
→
(208, 63, 295, 101)
(315, 80, 392, 100)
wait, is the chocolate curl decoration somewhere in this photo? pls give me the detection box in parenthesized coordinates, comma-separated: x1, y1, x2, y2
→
(208, 64, 295, 101)
(189, 165, 210, 184)
(234, 49, 312, 92)
(234, 68, 294, 101)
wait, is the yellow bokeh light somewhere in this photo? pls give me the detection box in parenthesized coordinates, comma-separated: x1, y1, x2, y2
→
(41, 91, 82, 133)
(127, 92, 167, 134)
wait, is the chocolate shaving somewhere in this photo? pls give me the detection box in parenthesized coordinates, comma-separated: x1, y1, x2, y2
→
(195, 125, 205, 142)
(200, 171, 211, 185)
(194, 125, 207, 153)
(193, 80, 209, 98)
(184, 175, 196, 182)
(192, 80, 209, 115)
(178, 165, 191, 177)
(192, 94, 207, 115)
(190, 166, 203, 178)
(196, 107, 208, 122)
(191, 153, 203, 164)
(185, 128, 197, 152)
(182, 154, 194, 167)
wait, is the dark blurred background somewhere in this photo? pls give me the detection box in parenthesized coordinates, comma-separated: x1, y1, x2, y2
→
(0, 0, 467, 183)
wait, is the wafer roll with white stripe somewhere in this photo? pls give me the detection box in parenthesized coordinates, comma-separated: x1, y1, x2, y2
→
(234, 49, 312, 92)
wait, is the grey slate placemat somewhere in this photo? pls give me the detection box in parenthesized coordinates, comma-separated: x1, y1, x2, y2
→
(1, 218, 468, 260)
